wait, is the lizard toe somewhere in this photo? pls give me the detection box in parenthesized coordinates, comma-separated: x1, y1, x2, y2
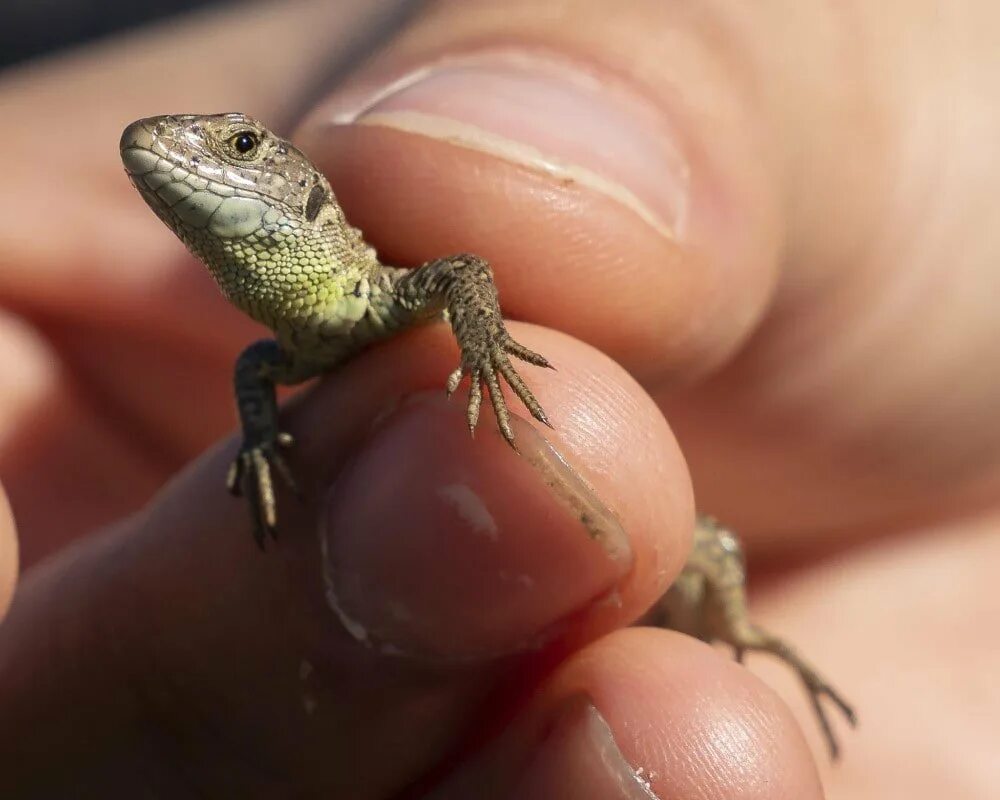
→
(504, 337, 554, 369)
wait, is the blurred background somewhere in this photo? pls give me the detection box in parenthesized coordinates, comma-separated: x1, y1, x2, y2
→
(2, 0, 223, 68)
(1, 0, 422, 70)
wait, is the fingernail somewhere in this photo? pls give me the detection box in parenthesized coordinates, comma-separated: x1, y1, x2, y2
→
(321, 393, 631, 661)
(327, 55, 689, 242)
(511, 696, 661, 799)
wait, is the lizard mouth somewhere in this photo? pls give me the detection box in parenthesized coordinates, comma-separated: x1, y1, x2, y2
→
(120, 119, 163, 178)
(120, 116, 195, 204)
(120, 117, 154, 158)
(120, 141, 202, 222)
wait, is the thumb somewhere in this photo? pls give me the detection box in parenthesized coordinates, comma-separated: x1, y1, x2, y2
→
(298, 0, 782, 383)
(297, 0, 1000, 550)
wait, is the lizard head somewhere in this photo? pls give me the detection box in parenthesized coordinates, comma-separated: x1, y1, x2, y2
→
(120, 112, 335, 234)
(119, 113, 366, 325)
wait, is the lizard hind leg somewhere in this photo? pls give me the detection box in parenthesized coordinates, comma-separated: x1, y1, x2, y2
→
(725, 621, 858, 761)
(653, 516, 857, 760)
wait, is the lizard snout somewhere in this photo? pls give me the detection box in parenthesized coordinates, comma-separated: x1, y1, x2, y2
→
(119, 118, 160, 176)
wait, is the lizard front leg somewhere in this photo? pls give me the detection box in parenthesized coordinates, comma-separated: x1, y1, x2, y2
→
(380, 254, 553, 446)
(227, 339, 311, 548)
(649, 516, 857, 759)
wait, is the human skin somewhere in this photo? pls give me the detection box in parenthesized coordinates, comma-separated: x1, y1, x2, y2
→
(0, 0, 998, 797)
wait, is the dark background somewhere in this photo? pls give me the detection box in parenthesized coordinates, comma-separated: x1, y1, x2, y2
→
(1, 0, 226, 68)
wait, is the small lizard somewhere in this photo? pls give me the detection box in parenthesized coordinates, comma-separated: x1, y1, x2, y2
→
(120, 113, 856, 758)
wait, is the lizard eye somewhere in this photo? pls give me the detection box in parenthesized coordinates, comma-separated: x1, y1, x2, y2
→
(229, 131, 260, 156)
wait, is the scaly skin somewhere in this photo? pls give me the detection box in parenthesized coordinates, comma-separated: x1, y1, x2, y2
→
(120, 113, 855, 758)
(119, 113, 551, 540)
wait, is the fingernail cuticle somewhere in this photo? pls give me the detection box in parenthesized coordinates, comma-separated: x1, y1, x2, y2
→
(512, 696, 661, 799)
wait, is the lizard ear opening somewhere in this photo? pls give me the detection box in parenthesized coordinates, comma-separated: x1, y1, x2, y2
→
(304, 183, 328, 222)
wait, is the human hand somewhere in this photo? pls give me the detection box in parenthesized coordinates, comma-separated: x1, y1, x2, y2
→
(0, 1, 997, 797)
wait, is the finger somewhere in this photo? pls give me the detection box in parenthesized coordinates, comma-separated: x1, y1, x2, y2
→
(430, 629, 825, 799)
(295, 0, 1000, 550)
(0, 325, 693, 796)
(0, 309, 169, 564)
(297, 0, 782, 383)
(0, 482, 17, 618)
(294, 0, 781, 536)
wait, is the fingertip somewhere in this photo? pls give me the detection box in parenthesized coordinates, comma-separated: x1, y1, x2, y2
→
(434, 628, 825, 799)
(281, 321, 692, 658)
(542, 628, 826, 800)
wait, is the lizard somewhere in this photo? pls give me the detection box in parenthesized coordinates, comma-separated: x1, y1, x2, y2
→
(119, 112, 857, 759)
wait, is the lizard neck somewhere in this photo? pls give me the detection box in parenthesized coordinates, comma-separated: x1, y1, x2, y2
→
(175, 206, 380, 332)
